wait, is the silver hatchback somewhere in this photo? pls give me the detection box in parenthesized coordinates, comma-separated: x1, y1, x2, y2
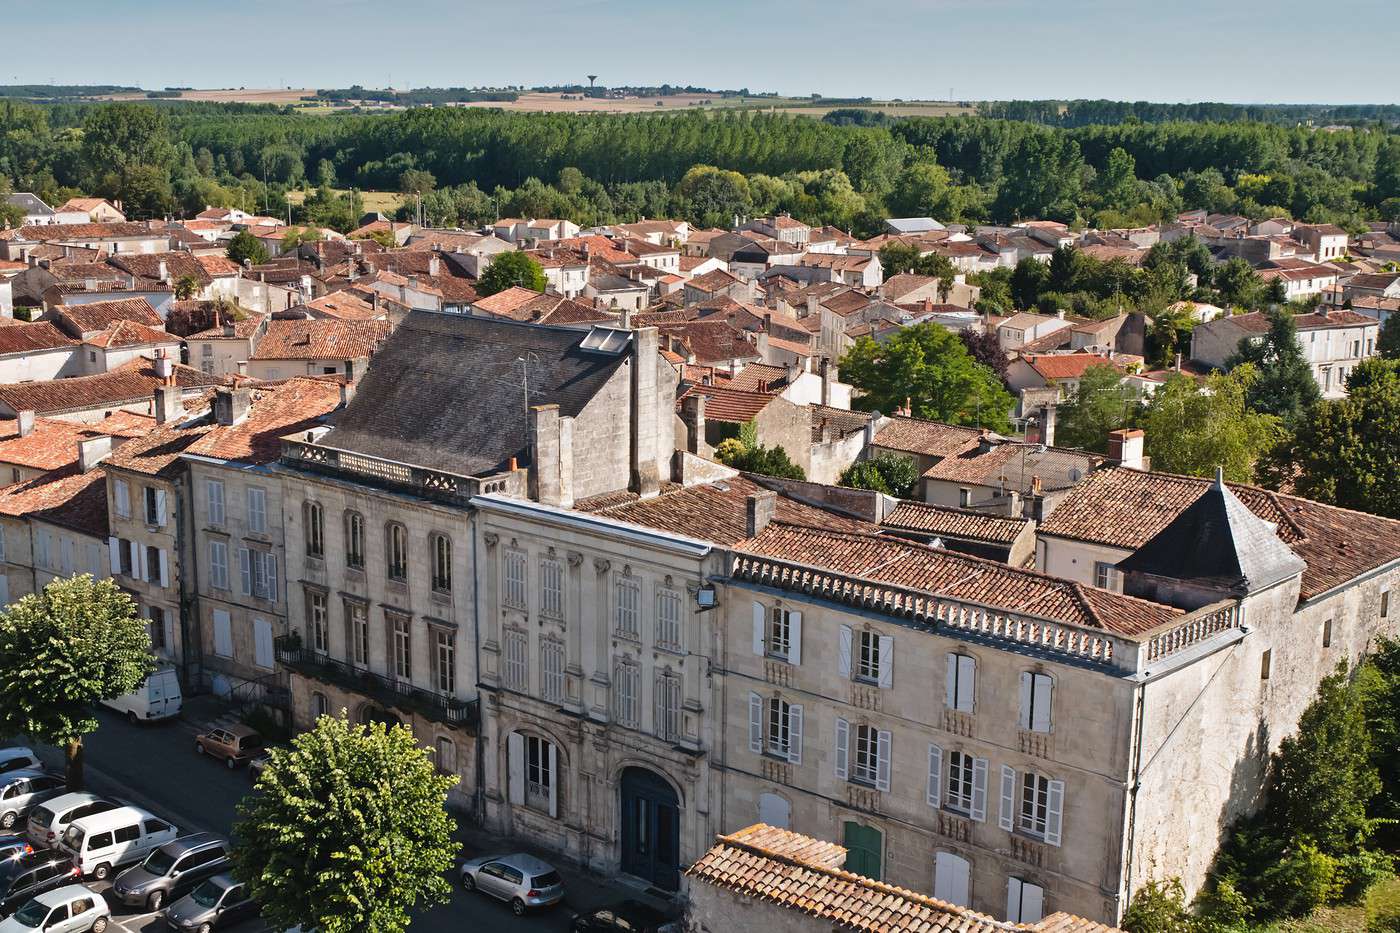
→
(459, 853, 564, 915)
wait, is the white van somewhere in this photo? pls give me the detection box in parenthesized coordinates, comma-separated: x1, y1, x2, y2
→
(100, 668, 182, 722)
(59, 806, 178, 880)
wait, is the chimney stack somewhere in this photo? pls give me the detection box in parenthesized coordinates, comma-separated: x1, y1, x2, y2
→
(529, 403, 573, 508)
(158, 260, 169, 283)
(16, 410, 35, 438)
(213, 386, 253, 426)
(680, 392, 708, 455)
(629, 326, 662, 498)
(819, 357, 832, 407)
(153, 386, 182, 424)
(1028, 403, 1056, 448)
(745, 490, 777, 538)
(339, 381, 355, 408)
(77, 436, 113, 473)
(1107, 428, 1146, 471)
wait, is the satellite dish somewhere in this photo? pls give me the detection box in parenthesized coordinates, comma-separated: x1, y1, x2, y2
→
(1068, 467, 1083, 483)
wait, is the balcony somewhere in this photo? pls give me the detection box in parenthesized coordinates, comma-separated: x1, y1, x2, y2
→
(275, 637, 478, 733)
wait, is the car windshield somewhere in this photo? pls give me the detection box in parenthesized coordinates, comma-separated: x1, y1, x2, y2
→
(143, 848, 178, 874)
(532, 871, 562, 887)
(11, 900, 48, 927)
(191, 879, 223, 908)
(28, 806, 54, 826)
(61, 826, 83, 849)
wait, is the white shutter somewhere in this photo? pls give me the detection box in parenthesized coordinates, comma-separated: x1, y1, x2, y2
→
(547, 743, 558, 818)
(838, 625, 852, 678)
(254, 618, 273, 669)
(875, 729, 891, 792)
(927, 744, 943, 808)
(213, 609, 232, 658)
(1045, 779, 1064, 846)
(239, 548, 252, 595)
(1032, 675, 1053, 733)
(833, 717, 849, 780)
(945, 654, 958, 708)
(154, 490, 167, 527)
(1018, 672, 1033, 730)
(752, 602, 766, 656)
(957, 655, 976, 712)
(137, 544, 149, 582)
(970, 757, 989, 822)
(877, 635, 893, 688)
(264, 553, 279, 602)
(1006, 878, 1024, 923)
(0, 573, 9, 607)
(748, 693, 764, 754)
(788, 611, 802, 666)
(951, 854, 970, 906)
(506, 732, 524, 805)
(1021, 882, 1044, 922)
(787, 704, 803, 765)
(108, 537, 122, 575)
(934, 852, 969, 906)
(114, 480, 130, 518)
(158, 549, 170, 589)
(128, 541, 139, 578)
(999, 766, 1016, 830)
(162, 614, 175, 653)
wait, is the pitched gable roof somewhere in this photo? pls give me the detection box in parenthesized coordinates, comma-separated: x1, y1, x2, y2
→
(250, 319, 392, 361)
(46, 297, 163, 335)
(0, 360, 222, 417)
(0, 322, 79, 356)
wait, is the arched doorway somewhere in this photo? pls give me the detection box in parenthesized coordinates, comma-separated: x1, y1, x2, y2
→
(619, 767, 680, 891)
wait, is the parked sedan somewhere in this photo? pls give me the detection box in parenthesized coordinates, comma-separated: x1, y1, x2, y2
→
(163, 874, 258, 931)
(459, 853, 564, 915)
(194, 726, 262, 770)
(0, 774, 64, 832)
(0, 839, 31, 863)
(0, 851, 79, 919)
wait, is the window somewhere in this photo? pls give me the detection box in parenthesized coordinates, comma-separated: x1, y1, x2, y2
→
(932, 851, 970, 907)
(345, 512, 365, 569)
(503, 628, 528, 691)
(656, 588, 682, 651)
(212, 609, 232, 658)
(305, 502, 324, 558)
(433, 628, 456, 694)
(313, 692, 329, 718)
(614, 576, 640, 639)
(34, 530, 51, 569)
(748, 693, 802, 764)
(856, 630, 881, 683)
(206, 480, 225, 526)
(1006, 878, 1045, 924)
(309, 591, 328, 653)
(852, 723, 890, 790)
(348, 602, 369, 666)
(436, 737, 456, 774)
(1322, 618, 1333, 648)
(539, 558, 564, 618)
(431, 534, 452, 593)
(386, 523, 408, 582)
(114, 479, 131, 519)
(391, 614, 411, 681)
(1260, 648, 1272, 680)
(1004, 769, 1063, 846)
(525, 735, 554, 812)
(503, 549, 527, 609)
(118, 538, 133, 577)
(242, 548, 278, 601)
(958, 488, 972, 507)
(254, 617, 274, 669)
(201, 360, 214, 375)
(148, 606, 167, 651)
(146, 545, 160, 584)
(945, 654, 975, 713)
(247, 486, 266, 533)
(937, 749, 987, 820)
(613, 659, 640, 728)
(1018, 672, 1053, 733)
(1094, 561, 1117, 591)
(655, 671, 682, 743)
(761, 604, 802, 663)
(144, 486, 165, 526)
(1382, 588, 1391, 619)
(541, 638, 565, 703)
(209, 540, 229, 590)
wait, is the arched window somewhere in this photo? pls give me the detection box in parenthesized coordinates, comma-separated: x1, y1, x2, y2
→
(386, 522, 408, 582)
(305, 501, 324, 558)
(345, 511, 365, 569)
(431, 534, 452, 594)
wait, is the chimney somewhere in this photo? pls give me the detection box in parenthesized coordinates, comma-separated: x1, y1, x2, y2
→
(153, 351, 174, 382)
(213, 386, 253, 426)
(1029, 403, 1056, 447)
(339, 381, 355, 408)
(819, 357, 832, 407)
(621, 307, 634, 329)
(428, 254, 440, 277)
(77, 435, 113, 473)
(863, 410, 881, 447)
(153, 386, 182, 424)
(158, 260, 168, 283)
(745, 490, 777, 538)
(1107, 428, 1146, 471)
(344, 360, 356, 383)
(629, 326, 662, 498)
(680, 392, 708, 455)
(529, 403, 573, 508)
(16, 410, 36, 437)
(923, 296, 933, 312)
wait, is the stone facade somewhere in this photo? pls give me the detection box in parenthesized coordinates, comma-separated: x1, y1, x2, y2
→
(105, 467, 187, 671)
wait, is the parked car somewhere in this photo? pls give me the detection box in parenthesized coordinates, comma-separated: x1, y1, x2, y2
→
(0, 774, 65, 832)
(162, 873, 258, 931)
(0, 851, 79, 918)
(459, 853, 564, 915)
(0, 753, 40, 781)
(59, 805, 177, 880)
(100, 667, 182, 723)
(0, 883, 110, 932)
(571, 900, 680, 933)
(194, 726, 262, 770)
(111, 833, 231, 912)
(25, 795, 119, 850)
(0, 838, 32, 862)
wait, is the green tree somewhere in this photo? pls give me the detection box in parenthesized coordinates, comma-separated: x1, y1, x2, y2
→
(1361, 638, 1400, 851)
(887, 161, 959, 220)
(1138, 367, 1282, 482)
(838, 452, 919, 499)
(232, 714, 459, 933)
(477, 251, 546, 297)
(173, 274, 201, 300)
(674, 165, 751, 228)
(1056, 364, 1139, 452)
(1378, 313, 1400, 360)
(1121, 878, 1195, 933)
(1224, 307, 1321, 428)
(840, 325, 1014, 432)
(399, 169, 437, 197)
(0, 575, 154, 790)
(80, 104, 174, 179)
(715, 442, 805, 480)
(226, 230, 268, 267)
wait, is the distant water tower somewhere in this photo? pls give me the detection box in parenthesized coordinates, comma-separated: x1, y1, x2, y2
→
(587, 75, 598, 89)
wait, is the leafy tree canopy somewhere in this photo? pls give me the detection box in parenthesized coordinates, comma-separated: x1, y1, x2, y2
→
(1138, 366, 1283, 482)
(839, 452, 919, 499)
(1225, 306, 1320, 429)
(715, 439, 805, 480)
(477, 251, 546, 297)
(226, 229, 268, 267)
(1055, 363, 1140, 453)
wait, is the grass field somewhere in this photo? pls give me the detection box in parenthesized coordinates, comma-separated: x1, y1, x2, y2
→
(285, 189, 405, 216)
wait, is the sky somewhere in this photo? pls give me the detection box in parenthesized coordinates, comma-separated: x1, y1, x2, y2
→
(6, 0, 1399, 105)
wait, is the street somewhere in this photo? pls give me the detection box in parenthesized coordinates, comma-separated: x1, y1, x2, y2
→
(14, 707, 647, 932)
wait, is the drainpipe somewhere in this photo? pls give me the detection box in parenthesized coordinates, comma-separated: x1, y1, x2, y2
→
(471, 518, 486, 826)
(174, 479, 204, 693)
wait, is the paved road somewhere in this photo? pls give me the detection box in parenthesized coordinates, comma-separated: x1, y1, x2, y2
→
(13, 708, 641, 932)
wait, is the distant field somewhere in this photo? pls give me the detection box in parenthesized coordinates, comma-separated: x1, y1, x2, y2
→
(103, 87, 317, 104)
(286, 189, 405, 216)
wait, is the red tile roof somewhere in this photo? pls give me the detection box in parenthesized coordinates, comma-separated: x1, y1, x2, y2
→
(882, 500, 1032, 545)
(84, 320, 179, 349)
(250, 319, 392, 361)
(679, 384, 778, 423)
(0, 322, 79, 356)
(0, 466, 109, 537)
(47, 297, 163, 334)
(0, 360, 223, 417)
(873, 416, 983, 459)
(1022, 352, 1116, 381)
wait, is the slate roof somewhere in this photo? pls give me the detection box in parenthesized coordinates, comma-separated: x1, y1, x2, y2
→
(250, 319, 392, 361)
(0, 466, 108, 537)
(0, 360, 223, 417)
(873, 416, 983, 459)
(882, 500, 1032, 546)
(320, 312, 632, 478)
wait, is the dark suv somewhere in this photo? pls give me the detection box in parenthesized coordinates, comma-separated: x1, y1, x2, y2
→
(0, 850, 79, 918)
(110, 832, 231, 912)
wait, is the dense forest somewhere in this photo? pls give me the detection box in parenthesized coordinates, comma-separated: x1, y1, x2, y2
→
(3, 98, 1399, 241)
(976, 99, 1400, 128)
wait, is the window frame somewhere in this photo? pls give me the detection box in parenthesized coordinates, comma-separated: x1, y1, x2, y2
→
(656, 588, 683, 652)
(433, 627, 457, 695)
(502, 549, 527, 610)
(431, 533, 452, 594)
(385, 522, 408, 583)
(614, 574, 641, 640)
(502, 627, 529, 692)
(855, 630, 881, 683)
(539, 557, 564, 619)
(541, 637, 566, 704)
(305, 501, 324, 559)
(345, 511, 365, 570)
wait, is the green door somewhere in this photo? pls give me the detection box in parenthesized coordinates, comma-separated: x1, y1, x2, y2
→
(842, 821, 882, 879)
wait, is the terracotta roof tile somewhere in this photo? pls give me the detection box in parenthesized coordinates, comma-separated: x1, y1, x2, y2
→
(47, 297, 163, 334)
(882, 500, 1032, 545)
(250, 319, 392, 361)
(1023, 353, 1117, 381)
(83, 320, 179, 349)
(0, 322, 79, 356)
(0, 466, 109, 537)
(679, 384, 777, 423)
(809, 404, 872, 442)
(873, 416, 983, 458)
(0, 360, 223, 417)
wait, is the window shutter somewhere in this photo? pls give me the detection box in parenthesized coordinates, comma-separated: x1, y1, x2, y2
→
(875, 729, 891, 792)
(128, 541, 139, 578)
(1018, 672, 1033, 730)
(507, 732, 524, 806)
(1021, 882, 1044, 922)
(547, 743, 558, 818)
(115, 480, 129, 518)
(952, 855, 970, 906)
(787, 704, 803, 765)
(239, 548, 252, 595)
(926, 744, 943, 809)
(1006, 878, 1024, 923)
(958, 655, 976, 712)
(833, 717, 849, 780)
(107, 537, 122, 575)
(254, 618, 273, 669)
(752, 602, 765, 656)
(971, 757, 988, 822)
(154, 489, 167, 527)
(748, 693, 764, 754)
(158, 549, 170, 589)
(213, 610, 232, 658)
(933, 852, 954, 902)
(1032, 675, 1053, 733)
(877, 635, 893, 688)
(162, 614, 175, 653)
(945, 654, 958, 708)
(1045, 779, 1064, 846)
(137, 544, 149, 582)
(999, 765, 1016, 830)
(788, 611, 802, 666)
(838, 625, 852, 677)
(265, 553, 279, 602)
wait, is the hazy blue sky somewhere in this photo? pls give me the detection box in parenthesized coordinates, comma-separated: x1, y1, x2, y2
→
(7, 0, 1397, 104)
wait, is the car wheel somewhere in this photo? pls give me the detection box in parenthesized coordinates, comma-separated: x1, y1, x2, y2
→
(90, 918, 108, 933)
(198, 924, 212, 933)
(461, 873, 476, 892)
(147, 890, 164, 911)
(225, 755, 237, 770)
(0, 811, 15, 829)
(92, 862, 112, 881)
(195, 741, 206, 755)
(512, 898, 527, 916)
(127, 711, 138, 725)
